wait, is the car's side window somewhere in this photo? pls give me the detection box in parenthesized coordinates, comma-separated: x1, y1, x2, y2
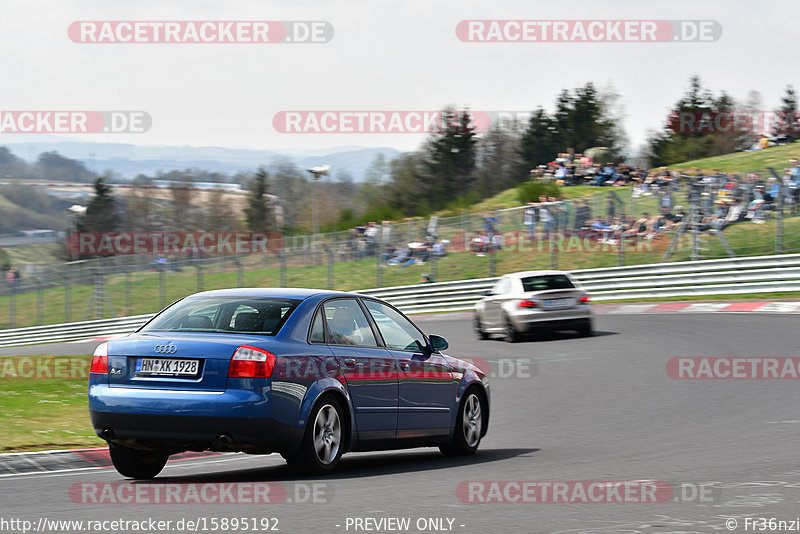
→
(364, 300, 426, 351)
(309, 309, 326, 344)
(323, 299, 378, 347)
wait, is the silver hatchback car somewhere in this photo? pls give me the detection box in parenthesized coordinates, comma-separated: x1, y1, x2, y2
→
(474, 270, 593, 342)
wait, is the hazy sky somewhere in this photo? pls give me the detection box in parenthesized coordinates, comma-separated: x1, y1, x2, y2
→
(1, 0, 797, 156)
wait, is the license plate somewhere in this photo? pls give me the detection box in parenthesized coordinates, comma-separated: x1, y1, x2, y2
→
(543, 299, 569, 308)
(136, 358, 200, 377)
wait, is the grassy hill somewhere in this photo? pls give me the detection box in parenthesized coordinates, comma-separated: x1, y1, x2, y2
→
(671, 143, 800, 173)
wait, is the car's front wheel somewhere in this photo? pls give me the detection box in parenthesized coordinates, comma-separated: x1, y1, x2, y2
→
(285, 395, 345, 474)
(440, 388, 486, 456)
(109, 443, 169, 479)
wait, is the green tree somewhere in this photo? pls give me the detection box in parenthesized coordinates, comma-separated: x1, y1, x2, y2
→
(775, 85, 798, 137)
(244, 167, 274, 232)
(420, 108, 478, 210)
(474, 124, 522, 197)
(78, 175, 119, 232)
(518, 107, 560, 173)
(647, 75, 737, 166)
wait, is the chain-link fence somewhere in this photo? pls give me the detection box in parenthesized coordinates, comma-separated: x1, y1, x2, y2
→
(1, 166, 797, 329)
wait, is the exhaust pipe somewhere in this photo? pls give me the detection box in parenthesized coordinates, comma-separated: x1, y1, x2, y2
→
(101, 428, 115, 440)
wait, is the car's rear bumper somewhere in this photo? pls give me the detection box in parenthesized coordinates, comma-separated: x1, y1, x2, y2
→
(511, 309, 592, 332)
(90, 411, 303, 454)
(88, 383, 305, 454)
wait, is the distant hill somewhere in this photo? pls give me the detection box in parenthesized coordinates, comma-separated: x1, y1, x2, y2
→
(1, 138, 402, 182)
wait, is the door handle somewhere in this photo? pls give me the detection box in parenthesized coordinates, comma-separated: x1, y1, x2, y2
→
(342, 358, 356, 369)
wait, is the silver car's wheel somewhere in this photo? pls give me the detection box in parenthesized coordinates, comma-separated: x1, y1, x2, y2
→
(313, 404, 341, 465)
(474, 314, 489, 340)
(504, 315, 520, 343)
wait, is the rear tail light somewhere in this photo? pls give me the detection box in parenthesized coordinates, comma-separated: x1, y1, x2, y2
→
(579, 296, 590, 304)
(518, 299, 538, 308)
(229, 345, 276, 378)
(90, 342, 109, 374)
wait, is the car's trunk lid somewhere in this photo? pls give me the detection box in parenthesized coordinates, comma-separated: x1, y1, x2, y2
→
(526, 288, 585, 310)
(106, 333, 270, 391)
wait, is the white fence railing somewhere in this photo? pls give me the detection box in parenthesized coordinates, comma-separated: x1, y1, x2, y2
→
(1, 253, 799, 347)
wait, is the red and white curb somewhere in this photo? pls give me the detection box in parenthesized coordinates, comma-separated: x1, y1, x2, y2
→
(594, 301, 800, 315)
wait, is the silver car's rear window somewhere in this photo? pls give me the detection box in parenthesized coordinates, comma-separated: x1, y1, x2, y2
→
(139, 297, 301, 335)
(521, 275, 575, 292)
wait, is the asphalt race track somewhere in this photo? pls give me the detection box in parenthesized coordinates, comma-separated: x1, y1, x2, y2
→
(2, 313, 799, 534)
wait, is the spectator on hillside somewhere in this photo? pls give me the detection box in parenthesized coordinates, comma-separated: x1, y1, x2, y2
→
(573, 200, 592, 232)
(5, 267, 18, 287)
(471, 232, 490, 256)
(523, 202, 538, 240)
(432, 239, 447, 258)
(364, 221, 379, 257)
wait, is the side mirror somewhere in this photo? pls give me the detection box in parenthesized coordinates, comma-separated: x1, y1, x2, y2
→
(428, 334, 449, 352)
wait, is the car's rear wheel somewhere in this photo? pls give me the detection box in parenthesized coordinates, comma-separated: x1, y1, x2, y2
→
(109, 443, 169, 479)
(504, 314, 521, 343)
(440, 388, 485, 456)
(474, 315, 489, 340)
(578, 318, 594, 337)
(286, 395, 344, 474)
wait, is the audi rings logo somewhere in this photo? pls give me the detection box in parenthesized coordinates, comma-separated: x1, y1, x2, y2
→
(154, 345, 177, 354)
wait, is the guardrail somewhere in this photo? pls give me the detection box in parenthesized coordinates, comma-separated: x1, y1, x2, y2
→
(1, 253, 800, 347)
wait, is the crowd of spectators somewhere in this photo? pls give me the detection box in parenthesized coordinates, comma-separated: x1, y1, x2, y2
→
(505, 157, 800, 249)
(339, 158, 800, 260)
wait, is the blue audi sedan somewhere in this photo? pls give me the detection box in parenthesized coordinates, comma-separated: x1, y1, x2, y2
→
(89, 289, 490, 478)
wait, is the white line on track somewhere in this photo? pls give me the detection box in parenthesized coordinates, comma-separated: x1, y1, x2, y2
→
(0, 453, 255, 481)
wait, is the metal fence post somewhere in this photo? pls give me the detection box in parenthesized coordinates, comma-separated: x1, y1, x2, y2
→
(550, 236, 558, 269)
(36, 277, 43, 326)
(489, 247, 497, 277)
(65, 271, 71, 324)
(125, 271, 131, 315)
(325, 245, 334, 290)
(9, 286, 15, 328)
(196, 264, 203, 292)
(159, 268, 166, 309)
(236, 259, 244, 287)
(279, 252, 287, 287)
(375, 252, 383, 288)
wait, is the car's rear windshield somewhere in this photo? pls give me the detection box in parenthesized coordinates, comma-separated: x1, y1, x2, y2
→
(521, 274, 575, 292)
(139, 297, 301, 335)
